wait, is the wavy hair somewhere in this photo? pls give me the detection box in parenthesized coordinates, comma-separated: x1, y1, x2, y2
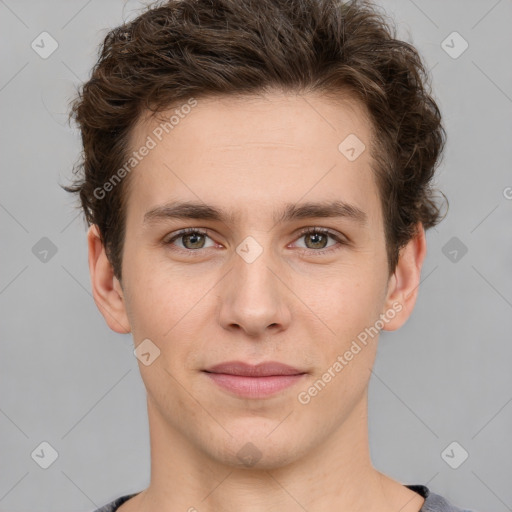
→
(62, 0, 447, 280)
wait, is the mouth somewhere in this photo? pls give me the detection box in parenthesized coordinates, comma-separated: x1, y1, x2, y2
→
(204, 360, 305, 377)
(202, 361, 307, 398)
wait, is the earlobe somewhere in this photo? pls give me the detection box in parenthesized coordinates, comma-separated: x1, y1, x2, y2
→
(381, 223, 427, 332)
(87, 224, 131, 334)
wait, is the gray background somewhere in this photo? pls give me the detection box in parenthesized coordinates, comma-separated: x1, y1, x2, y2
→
(1, 0, 511, 510)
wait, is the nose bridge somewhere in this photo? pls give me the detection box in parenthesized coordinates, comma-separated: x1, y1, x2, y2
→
(218, 231, 289, 334)
(233, 233, 279, 303)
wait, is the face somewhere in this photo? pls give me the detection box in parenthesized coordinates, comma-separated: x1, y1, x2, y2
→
(89, 90, 424, 470)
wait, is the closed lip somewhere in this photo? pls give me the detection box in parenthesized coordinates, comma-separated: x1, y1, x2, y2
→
(203, 361, 306, 377)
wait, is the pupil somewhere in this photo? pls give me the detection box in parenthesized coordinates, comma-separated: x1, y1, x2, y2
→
(186, 233, 203, 248)
(309, 233, 326, 249)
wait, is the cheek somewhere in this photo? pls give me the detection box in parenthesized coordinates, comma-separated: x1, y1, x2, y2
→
(299, 275, 384, 402)
(125, 246, 186, 313)
(124, 257, 217, 367)
(298, 266, 385, 334)
(121, 253, 171, 340)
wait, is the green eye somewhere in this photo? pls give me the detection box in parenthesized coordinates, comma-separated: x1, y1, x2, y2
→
(163, 226, 347, 257)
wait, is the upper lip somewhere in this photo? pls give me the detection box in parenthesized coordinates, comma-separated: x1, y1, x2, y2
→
(203, 361, 305, 377)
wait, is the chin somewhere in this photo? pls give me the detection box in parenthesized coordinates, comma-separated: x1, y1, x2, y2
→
(206, 427, 305, 470)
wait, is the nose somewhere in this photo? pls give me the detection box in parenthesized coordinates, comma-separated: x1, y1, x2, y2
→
(216, 239, 292, 338)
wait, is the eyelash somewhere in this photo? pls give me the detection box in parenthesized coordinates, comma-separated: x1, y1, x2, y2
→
(163, 227, 348, 257)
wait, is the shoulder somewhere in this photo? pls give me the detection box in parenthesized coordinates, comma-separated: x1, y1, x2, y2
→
(91, 493, 139, 512)
(422, 490, 478, 512)
(91, 488, 480, 512)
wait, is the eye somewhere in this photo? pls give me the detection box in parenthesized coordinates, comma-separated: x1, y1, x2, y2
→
(292, 227, 347, 256)
(163, 228, 216, 253)
(163, 226, 348, 257)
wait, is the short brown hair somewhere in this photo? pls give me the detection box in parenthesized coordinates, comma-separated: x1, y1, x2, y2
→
(62, 0, 447, 281)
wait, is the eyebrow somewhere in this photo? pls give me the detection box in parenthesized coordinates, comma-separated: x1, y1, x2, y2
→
(143, 199, 368, 227)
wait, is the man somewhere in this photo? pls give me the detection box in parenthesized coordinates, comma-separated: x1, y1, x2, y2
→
(63, 0, 477, 510)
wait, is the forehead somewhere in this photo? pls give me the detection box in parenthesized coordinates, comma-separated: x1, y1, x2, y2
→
(124, 90, 381, 229)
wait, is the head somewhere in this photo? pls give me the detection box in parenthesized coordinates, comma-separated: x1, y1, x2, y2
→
(63, 0, 446, 469)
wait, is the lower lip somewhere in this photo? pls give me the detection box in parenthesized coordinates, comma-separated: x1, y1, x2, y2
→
(203, 372, 306, 398)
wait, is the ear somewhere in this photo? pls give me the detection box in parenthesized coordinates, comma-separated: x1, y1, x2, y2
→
(87, 224, 131, 334)
(381, 222, 427, 331)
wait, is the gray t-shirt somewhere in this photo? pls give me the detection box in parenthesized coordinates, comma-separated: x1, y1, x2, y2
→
(92, 485, 477, 511)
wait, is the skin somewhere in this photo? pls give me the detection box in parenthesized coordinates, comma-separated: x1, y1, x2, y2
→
(88, 90, 427, 512)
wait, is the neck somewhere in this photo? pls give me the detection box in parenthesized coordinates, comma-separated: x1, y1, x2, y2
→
(127, 390, 424, 512)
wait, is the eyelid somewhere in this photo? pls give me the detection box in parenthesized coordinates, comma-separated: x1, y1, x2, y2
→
(163, 227, 214, 247)
(163, 226, 348, 255)
(291, 226, 349, 255)
(294, 226, 349, 243)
